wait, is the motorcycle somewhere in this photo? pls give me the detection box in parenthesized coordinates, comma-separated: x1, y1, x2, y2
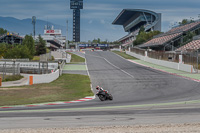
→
(96, 90, 113, 101)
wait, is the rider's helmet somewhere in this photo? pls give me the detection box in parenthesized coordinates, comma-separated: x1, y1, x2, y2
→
(96, 86, 100, 90)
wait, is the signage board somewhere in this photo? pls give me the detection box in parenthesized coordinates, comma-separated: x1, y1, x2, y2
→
(44, 30, 62, 35)
(70, 0, 83, 9)
(97, 44, 109, 47)
(78, 44, 88, 47)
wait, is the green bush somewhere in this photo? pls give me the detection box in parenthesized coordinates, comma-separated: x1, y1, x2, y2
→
(4, 45, 31, 59)
(32, 56, 40, 61)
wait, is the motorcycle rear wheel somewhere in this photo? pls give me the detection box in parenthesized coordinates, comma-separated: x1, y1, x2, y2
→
(99, 95, 106, 101)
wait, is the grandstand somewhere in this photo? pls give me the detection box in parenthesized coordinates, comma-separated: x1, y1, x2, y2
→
(176, 40, 200, 52)
(0, 32, 23, 44)
(112, 9, 161, 48)
(138, 21, 200, 51)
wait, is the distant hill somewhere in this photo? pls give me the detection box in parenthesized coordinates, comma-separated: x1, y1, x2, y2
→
(0, 16, 66, 36)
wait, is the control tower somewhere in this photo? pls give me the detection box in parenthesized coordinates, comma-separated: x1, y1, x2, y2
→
(70, 0, 83, 42)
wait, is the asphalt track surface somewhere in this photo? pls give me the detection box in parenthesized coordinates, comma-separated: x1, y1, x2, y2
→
(1, 51, 200, 129)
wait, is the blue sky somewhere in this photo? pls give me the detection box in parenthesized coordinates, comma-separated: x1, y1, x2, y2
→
(1, 0, 200, 41)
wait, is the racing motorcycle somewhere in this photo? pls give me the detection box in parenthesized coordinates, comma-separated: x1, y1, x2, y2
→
(96, 90, 113, 101)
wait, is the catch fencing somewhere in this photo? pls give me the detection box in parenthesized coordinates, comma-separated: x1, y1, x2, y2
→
(0, 63, 20, 80)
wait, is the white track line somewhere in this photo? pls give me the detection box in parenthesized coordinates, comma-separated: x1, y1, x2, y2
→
(104, 58, 135, 78)
(86, 53, 135, 78)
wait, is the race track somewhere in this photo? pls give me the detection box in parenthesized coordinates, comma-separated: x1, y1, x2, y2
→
(1, 51, 200, 129)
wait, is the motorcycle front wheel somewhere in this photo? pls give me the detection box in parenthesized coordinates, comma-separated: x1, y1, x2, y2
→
(109, 94, 113, 100)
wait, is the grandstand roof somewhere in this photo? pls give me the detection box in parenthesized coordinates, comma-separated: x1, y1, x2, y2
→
(0, 33, 23, 44)
(176, 40, 200, 51)
(0, 33, 23, 40)
(112, 9, 161, 33)
(112, 9, 158, 25)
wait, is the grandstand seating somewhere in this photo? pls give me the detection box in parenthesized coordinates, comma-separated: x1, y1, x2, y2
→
(167, 21, 200, 34)
(138, 21, 200, 49)
(176, 40, 200, 51)
(122, 40, 134, 47)
(139, 33, 182, 48)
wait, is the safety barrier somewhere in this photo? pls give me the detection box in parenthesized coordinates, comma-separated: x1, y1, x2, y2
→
(27, 69, 59, 85)
(0, 77, 2, 87)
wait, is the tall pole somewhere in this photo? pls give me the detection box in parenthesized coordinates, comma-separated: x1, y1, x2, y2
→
(32, 16, 36, 39)
(66, 20, 68, 49)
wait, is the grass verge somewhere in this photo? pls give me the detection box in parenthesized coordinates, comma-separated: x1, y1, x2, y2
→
(32, 56, 40, 61)
(0, 74, 93, 106)
(112, 51, 138, 60)
(0, 75, 23, 82)
(67, 52, 85, 63)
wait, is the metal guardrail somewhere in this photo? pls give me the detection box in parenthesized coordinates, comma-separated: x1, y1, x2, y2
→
(0, 59, 29, 61)
(0, 61, 58, 74)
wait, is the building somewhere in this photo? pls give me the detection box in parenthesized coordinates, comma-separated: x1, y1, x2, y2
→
(0, 32, 23, 44)
(34, 25, 66, 51)
(70, 0, 83, 42)
(112, 9, 161, 48)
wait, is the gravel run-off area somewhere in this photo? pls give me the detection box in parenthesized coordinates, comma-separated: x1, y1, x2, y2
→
(1, 123, 200, 133)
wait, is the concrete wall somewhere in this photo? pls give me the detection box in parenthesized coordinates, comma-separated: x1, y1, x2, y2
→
(110, 49, 121, 51)
(126, 51, 145, 60)
(66, 54, 71, 63)
(126, 51, 195, 73)
(51, 51, 71, 63)
(26, 69, 60, 84)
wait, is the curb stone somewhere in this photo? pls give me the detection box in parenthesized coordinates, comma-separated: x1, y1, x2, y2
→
(0, 96, 95, 109)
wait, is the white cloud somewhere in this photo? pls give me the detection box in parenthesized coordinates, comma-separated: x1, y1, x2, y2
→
(100, 19, 106, 24)
(84, 3, 121, 11)
(89, 20, 93, 24)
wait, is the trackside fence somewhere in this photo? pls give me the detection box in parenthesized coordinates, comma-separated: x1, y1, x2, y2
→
(130, 48, 145, 56)
(0, 63, 20, 80)
(129, 47, 200, 72)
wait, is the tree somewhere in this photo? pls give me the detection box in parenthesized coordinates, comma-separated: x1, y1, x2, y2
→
(97, 38, 101, 43)
(36, 35, 46, 55)
(139, 26, 145, 34)
(179, 19, 190, 25)
(4, 45, 31, 59)
(0, 28, 7, 35)
(92, 38, 98, 43)
(0, 43, 7, 58)
(133, 30, 161, 46)
(22, 35, 35, 59)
